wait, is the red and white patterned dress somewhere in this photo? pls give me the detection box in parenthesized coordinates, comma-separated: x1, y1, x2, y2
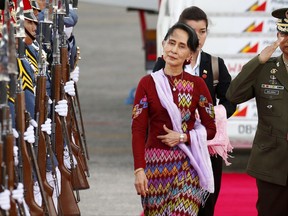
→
(132, 70, 216, 216)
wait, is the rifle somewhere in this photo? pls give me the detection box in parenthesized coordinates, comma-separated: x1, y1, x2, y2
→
(58, 11, 89, 191)
(6, 1, 18, 102)
(2, 2, 30, 215)
(38, 14, 62, 207)
(13, 1, 44, 214)
(0, 98, 11, 216)
(15, 79, 44, 215)
(70, 102, 90, 179)
(34, 19, 58, 216)
(0, 128, 9, 216)
(72, 46, 90, 172)
(50, 9, 80, 215)
(0, 5, 19, 214)
(44, 95, 62, 215)
(3, 111, 18, 216)
(0, 125, 5, 215)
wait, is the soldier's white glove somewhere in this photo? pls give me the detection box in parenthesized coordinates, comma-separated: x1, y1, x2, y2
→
(41, 50, 47, 62)
(41, 118, 52, 135)
(13, 146, 19, 166)
(33, 182, 42, 207)
(63, 145, 78, 170)
(70, 66, 79, 83)
(64, 80, 75, 96)
(55, 100, 68, 117)
(48, 97, 53, 105)
(12, 183, 24, 204)
(47, 167, 61, 210)
(64, 26, 73, 39)
(0, 189, 11, 210)
(29, 118, 38, 128)
(24, 125, 35, 144)
(12, 128, 19, 138)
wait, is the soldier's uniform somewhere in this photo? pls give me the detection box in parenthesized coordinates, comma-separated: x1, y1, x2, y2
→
(2, 0, 86, 214)
(226, 8, 288, 216)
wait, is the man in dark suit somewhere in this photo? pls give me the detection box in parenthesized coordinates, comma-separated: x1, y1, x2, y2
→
(226, 8, 288, 216)
(153, 6, 236, 216)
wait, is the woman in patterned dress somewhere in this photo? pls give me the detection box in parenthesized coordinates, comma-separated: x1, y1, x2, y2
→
(132, 22, 216, 216)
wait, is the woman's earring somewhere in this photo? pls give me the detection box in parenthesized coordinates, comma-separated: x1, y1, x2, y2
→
(185, 58, 191, 65)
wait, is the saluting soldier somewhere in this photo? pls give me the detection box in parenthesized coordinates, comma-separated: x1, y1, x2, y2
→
(226, 8, 288, 216)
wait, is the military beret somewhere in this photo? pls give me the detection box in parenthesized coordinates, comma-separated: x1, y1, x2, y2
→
(272, 8, 288, 33)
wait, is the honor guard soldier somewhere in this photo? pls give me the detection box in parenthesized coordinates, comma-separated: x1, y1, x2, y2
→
(31, 0, 41, 19)
(8, 0, 63, 214)
(226, 8, 288, 216)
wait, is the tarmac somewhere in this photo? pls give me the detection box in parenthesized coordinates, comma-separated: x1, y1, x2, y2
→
(74, 2, 152, 215)
(73, 2, 250, 215)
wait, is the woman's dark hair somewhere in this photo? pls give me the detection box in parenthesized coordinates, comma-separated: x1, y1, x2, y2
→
(164, 22, 199, 52)
(178, 6, 208, 29)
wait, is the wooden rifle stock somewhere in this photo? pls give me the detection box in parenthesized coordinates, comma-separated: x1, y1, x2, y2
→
(51, 62, 80, 216)
(60, 46, 89, 191)
(45, 94, 62, 216)
(15, 83, 43, 215)
(6, 133, 20, 216)
(4, 115, 18, 216)
(70, 46, 90, 175)
(0, 120, 7, 216)
(74, 46, 89, 162)
(74, 85, 89, 161)
(66, 101, 89, 190)
(69, 111, 90, 190)
(0, 145, 9, 216)
(0, 106, 18, 215)
(0, 130, 2, 192)
(69, 84, 90, 177)
(0, 140, 3, 216)
(35, 74, 57, 216)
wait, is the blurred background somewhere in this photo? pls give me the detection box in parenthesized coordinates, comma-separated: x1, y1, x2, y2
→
(74, 2, 154, 215)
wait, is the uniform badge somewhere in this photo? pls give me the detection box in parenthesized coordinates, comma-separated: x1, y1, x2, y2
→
(261, 84, 284, 90)
(276, 62, 280, 67)
(269, 80, 278, 85)
(202, 70, 208, 79)
(270, 68, 277, 74)
(269, 75, 277, 84)
(264, 89, 279, 96)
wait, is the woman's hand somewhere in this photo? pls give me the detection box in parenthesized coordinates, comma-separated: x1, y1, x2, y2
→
(134, 169, 148, 197)
(157, 124, 183, 147)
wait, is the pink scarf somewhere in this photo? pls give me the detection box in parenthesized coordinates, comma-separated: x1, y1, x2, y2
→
(151, 70, 214, 194)
(207, 105, 233, 166)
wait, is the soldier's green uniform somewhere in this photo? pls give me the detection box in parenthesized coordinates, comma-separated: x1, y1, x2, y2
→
(226, 8, 288, 216)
